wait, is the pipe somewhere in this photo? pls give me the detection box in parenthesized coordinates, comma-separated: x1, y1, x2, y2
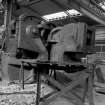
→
(69, 0, 105, 25)
(91, 0, 105, 13)
(17, 0, 43, 6)
(80, 7, 105, 25)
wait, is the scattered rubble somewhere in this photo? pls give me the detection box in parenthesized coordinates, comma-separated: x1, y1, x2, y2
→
(0, 82, 53, 105)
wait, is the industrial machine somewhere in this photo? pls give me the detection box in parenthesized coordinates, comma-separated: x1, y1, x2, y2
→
(14, 14, 95, 105)
(16, 14, 48, 61)
(0, 0, 105, 105)
(49, 22, 95, 62)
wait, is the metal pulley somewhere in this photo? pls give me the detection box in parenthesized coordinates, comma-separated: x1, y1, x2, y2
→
(26, 25, 39, 36)
(17, 14, 40, 51)
(17, 14, 48, 59)
(18, 15, 40, 36)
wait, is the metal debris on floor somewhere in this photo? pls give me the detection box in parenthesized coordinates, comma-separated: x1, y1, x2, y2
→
(0, 81, 105, 105)
(0, 82, 53, 105)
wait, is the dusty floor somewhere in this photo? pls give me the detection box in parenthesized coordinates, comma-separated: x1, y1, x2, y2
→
(0, 68, 105, 105)
(0, 81, 54, 105)
(0, 80, 105, 105)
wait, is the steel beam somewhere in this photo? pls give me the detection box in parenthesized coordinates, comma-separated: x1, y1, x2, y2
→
(68, 0, 105, 25)
(50, 0, 74, 18)
(17, 0, 43, 6)
(91, 0, 105, 13)
(80, 7, 105, 25)
(23, 5, 46, 22)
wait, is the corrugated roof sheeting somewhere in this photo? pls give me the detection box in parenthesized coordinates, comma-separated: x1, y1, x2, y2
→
(16, 0, 72, 18)
(1, 0, 105, 25)
(15, 0, 105, 25)
(31, 0, 63, 16)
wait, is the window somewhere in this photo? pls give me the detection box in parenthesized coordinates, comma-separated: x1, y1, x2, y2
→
(42, 9, 81, 21)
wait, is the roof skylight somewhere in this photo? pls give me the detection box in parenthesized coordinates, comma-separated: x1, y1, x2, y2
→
(43, 11, 67, 21)
(99, 2, 105, 10)
(42, 9, 81, 21)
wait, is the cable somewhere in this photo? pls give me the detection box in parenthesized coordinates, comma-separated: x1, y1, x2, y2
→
(0, 29, 6, 55)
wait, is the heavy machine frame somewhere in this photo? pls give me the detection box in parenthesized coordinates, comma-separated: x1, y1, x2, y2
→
(1, 0, 105, 52)
(0, 0, 105, 105)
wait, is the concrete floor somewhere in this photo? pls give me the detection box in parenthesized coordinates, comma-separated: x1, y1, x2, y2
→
(0, 81, 105, 105)
(0, 64, 105, 105)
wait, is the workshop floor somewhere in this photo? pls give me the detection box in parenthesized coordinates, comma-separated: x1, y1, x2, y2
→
(0, 67, 105, 105)
(0, 81, 54, 105)
(0, 80, 105, 105)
